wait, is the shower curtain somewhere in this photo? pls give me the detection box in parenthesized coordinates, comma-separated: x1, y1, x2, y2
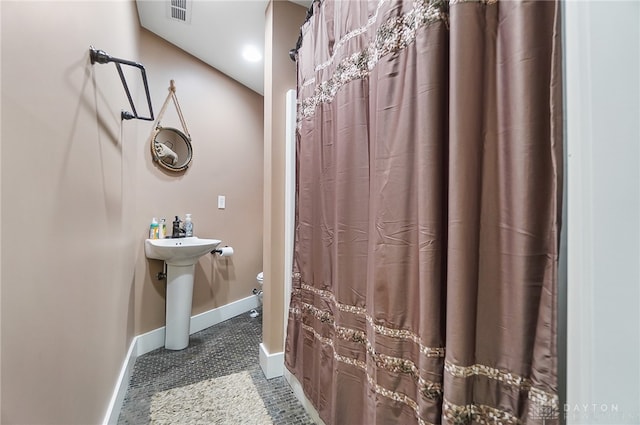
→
(285, 0, 562, 424)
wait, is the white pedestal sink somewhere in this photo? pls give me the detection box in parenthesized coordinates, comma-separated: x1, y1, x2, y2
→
(145, 237, 221, 350)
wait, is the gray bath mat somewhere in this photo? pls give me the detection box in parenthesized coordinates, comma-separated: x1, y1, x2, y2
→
(150, 371, 273, 424)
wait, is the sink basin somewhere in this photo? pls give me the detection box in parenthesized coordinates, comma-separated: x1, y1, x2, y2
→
(145, 237, 221, 266)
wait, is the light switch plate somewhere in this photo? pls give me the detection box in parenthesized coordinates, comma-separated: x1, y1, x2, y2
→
(218, 195, 226, 209)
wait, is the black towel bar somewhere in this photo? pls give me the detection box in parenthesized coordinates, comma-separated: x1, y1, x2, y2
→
(89, 46, 155, 121)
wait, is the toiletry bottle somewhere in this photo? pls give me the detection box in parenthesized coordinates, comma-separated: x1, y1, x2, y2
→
(159, 218, 166, 239)
(149, 217, 159, 239)
(184, 213, 193, 237)
(172, 216, 181, 238)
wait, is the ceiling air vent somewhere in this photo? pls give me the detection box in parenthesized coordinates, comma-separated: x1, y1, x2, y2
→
(167, 0, 192, 24)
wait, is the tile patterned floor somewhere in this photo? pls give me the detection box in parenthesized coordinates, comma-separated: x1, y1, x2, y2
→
(118, 308, 314, 424)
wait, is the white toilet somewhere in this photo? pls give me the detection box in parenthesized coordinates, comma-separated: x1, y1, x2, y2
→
(256, 272, 264, 303)
(249, 272, 264, 318)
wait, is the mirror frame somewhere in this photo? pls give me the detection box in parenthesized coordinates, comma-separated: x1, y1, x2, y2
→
(150, 126, 193, 172)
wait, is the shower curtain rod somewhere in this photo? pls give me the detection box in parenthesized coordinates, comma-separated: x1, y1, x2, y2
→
(289, 0, 319, 61)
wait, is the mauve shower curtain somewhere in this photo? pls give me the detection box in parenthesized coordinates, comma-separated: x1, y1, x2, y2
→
(285, 1, 562, 424)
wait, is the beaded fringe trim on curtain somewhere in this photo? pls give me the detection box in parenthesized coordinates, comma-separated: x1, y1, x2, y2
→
(290, 280, 559, 424)
(297, 0, 448, 127)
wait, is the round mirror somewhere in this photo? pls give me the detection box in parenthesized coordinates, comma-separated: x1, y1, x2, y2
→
(150, 126, 193, 172)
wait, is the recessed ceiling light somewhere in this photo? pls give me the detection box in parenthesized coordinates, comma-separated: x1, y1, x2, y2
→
(242, 45, 262, 62)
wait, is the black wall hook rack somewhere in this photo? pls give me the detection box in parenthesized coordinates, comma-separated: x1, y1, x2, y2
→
(89, 46, 155, 121)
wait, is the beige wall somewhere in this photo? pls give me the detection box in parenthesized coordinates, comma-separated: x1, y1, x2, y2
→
(0, 1, 263, 423)
(0, 1, 3, 418)
(134, 30, 264, 334)
(263, 0, 306, 353)
(1, 3, 141, 423)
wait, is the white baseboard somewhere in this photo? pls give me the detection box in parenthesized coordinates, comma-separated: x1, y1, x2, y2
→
(103, 337, 139, 425)
(134, 326, 164, 357)
(283, 367, 325, 425)
(102, 295, 259, 425)
(190, 296, 259, 337)
(259, 343, 284, 379)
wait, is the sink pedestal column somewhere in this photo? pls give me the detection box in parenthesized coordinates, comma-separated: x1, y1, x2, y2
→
(165, 264, 196, 350)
